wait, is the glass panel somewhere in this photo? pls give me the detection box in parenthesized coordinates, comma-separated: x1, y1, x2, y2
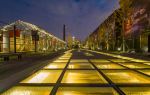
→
(2, 86, 52, 95)
(61, 70, 107, 83)
(56, 87, 118, 95)
(44, 63, 66, 69)
(94, 63, 124, 69)
(102, 70, 150, 84)
(84, 52, 93, 56)
(21, 70, 62, 83)
(63, 55, 71, 57)
(110, 59, 130, 62)
(130, 59, 150, 63)
(90, 59, 110, 63)
(70, 59, 88, 63)
(143, 63, 150, 66)
(58, 57, 70, 60)
(68, 63, 94, 69)
(53, 59, 68, 63)
(119, 63, 150, 69)
(121, 87, 150, 95)
(138, 70, 150, 76)
(61, 55, 71, 57)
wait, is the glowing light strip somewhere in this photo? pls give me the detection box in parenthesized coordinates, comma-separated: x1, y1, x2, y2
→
(88, 50, 150, 63)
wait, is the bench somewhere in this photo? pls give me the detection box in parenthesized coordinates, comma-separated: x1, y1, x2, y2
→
(0, 53, 24, 61)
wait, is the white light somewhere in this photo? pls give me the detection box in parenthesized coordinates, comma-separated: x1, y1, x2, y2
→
(117, 47, 121, 51)
(26, 72, 49, 83)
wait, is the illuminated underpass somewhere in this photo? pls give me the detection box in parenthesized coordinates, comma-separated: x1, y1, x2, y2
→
(2, 50, 150, 95)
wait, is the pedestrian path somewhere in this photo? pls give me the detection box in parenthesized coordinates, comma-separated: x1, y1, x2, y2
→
(1, 50, 150, 95)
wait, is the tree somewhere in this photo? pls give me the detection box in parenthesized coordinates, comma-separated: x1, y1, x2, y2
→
(66, 34, 73, 49)
(119, 0, 134, 52)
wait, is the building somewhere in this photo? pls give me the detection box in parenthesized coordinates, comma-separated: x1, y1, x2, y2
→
(122, 0, 150, 52)
(132, 0, 150, 52)
(86, 0, 150, 53)
(0, 20, 66, 53)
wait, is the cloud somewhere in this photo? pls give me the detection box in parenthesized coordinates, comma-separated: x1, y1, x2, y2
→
(0, 0, 119, 40)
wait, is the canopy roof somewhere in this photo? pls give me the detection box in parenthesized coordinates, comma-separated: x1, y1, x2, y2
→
(0, 20, 65, 43)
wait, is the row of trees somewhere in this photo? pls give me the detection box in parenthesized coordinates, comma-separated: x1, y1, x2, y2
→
(86, 0, 150, 52)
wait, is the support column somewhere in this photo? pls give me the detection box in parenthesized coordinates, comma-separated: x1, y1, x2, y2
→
(14, 25, 16, 53)
(3, 31, 10, 53)
(47, 39, 50, 50)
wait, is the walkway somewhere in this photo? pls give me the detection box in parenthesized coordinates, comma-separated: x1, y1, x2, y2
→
(1, 50, 150, 95)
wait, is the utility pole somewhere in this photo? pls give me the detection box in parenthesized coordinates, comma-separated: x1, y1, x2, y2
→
(63, 24, 66, 41)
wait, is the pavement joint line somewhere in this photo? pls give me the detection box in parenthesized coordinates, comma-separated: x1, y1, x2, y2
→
(0, 52, 63, 79)
(87, 49, 150, 62)
(88, 50, 150, 78)
(99, 68, 128, 70)
(67, 68, 95, 70)
(116, 84, 150, 87)
(59, 83, 110, 87)
(0, 60, 52, 93)
(108, 60, 150, 78)
(87, 59, 126, 95)
(42, 68, 64, 70)
(17, 83, 56, 86)
(87, 50, 150, 86)
(50, 53, 72, 95)
(0, 52, 64, 94)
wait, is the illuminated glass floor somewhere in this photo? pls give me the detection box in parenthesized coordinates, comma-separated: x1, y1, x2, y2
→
(2, 50, 150, 95)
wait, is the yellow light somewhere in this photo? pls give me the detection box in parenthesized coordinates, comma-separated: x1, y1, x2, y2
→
(61, 70, 107, 83)
(21, 70, 62, 83)
(68, 63, 94, 69)
(46, 65, 58, 68)
(1, 86, 52, 95)
(138, 70, 150, 76)
(56, 87, 119, 95)
(88, 50, 150, 63)
(102, 70, 150, 84)
(95, 63, 124, 69)
(53, 60, 68, 63)
(70, 59, 88, 63)
(90, 59, 110, 62)
(110, 59, 130, 62)
(121, 87, 150, 95)
(68, 65, 74, 69)
(44, 63, 66, 69)
(25, 72, 49, 83)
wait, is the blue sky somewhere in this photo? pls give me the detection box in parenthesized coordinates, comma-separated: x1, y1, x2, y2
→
(0, 0, 119, 41)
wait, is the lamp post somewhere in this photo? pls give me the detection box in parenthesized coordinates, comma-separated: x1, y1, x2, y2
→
(14, 25, 17, 53)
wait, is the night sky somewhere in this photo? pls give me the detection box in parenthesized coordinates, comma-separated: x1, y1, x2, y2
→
(0, 0, 119, 41)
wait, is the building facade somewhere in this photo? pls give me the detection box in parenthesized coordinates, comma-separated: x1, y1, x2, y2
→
(0, 20, 66, 53)
(85, 0, 150, 53)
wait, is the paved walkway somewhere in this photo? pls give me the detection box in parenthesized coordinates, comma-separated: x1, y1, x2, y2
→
(0, 51, 64, 93)
(100, 50, 150, 61)
(1, 50, 150, 95)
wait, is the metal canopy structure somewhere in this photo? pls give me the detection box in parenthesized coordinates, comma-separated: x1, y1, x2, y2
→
(0, 20, 66, 53)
